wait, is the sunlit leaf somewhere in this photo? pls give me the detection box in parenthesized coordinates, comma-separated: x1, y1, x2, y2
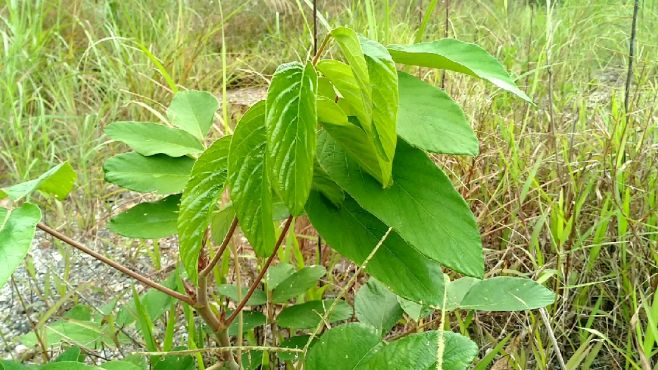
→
(266, 62, 318, 215)
(0, 163, 76, 201)
(104, 153, 194, 194)
(167, 90, 219, 140)
(105, 122, 203, 157)
(108, 195, 180, 239)
(0, 203, 41, 288)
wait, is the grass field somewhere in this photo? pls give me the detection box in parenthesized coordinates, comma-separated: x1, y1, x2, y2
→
(1, 0, 657, 368)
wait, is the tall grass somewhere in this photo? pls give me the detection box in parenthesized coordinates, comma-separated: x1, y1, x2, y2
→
(1, 0, 657, 368)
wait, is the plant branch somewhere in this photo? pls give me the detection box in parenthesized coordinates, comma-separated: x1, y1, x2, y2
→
(311, 35, 330, 66)
(224, 216, 294, 327)
(200, 217, 238, 278)
(37, 223, 194, 305)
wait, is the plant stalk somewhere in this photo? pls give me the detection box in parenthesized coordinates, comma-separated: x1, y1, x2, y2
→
(37, 223, 194, 305)
(224, 216, 294, 327)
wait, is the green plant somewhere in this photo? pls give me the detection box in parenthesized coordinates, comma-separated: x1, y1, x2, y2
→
(1, 26, 556, 370)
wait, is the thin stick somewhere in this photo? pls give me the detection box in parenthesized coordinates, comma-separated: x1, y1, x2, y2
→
(224, 216, 294, 327)
(37, 223, 194, 305)
(200, 217, 238, 278)
(11, 277, 49, 362)
(624, 0, 640, 114)
(312, 0, 318, 55)
(311, 35, 330, 66)
(540, 308, 567, 370)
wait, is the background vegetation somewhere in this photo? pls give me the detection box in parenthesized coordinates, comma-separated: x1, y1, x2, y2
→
(1, 0, 657, 368)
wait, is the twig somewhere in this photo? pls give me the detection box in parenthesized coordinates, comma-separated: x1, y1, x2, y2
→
(11, 277, 49, 362)
(224, 216, 294, 327)
(624, 0, 640, 114)
(200, 217, 238, 278)
(36, 223, 194, 305)
(311, 35, 330, 66)
(540, 308, 567, 370)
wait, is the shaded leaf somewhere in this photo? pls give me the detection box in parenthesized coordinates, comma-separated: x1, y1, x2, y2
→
(54, 346, 85, 362)
(228, 101, 275, 256)
(305, 323, 380, 370)
(0, 163, 76, 201)
(20, 319, 116, 349)
(167, 90, 219, 140)
(99, 360, 143, 370)
(218, 284, 267, 306)
(317, 134, 484, 278)
(152, 353, 195, 370)
(272, 265, 326, 303)
(387, 39, 531, 102)
(0, 203, 41, 288)
(276, 300, 353, 329)
(227, 311, 267, 336)
(108, 194, 180, 239)
(40, 362, 101, 370)
(265, 263, 295, 289)
(317, 97, 390, 186)
(355, 280, 403, 336)
(117, 272, 179, 326)
(306, 192, 444, 305)
(103, 153, 194, 194)
(459, 277, 555, 311)
(210, 204, 236, 245)
(178, 136, 231, 283)
(357, 331, 478, 370)
(279, 335, 312, 362)
(397, 72, 478, 155)
(397, 297, 432, 322)
(266, 62, 318, 215)
(105, 122, 203, 157)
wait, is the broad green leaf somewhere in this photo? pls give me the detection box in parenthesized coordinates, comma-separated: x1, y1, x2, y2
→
(279, 335, 312, 362)
(387, 39, 532, 102)
(355, 280, 403, 336)
(356, 331, 478, 370)
(316, 60, 370, 130)
(306, 192, 444, 305)
(178, 136, 231, 283)
(228, 101, 275, 256)
(305, 323, 381, 370)
(40, 362, 101, 370)
(105, 122, 203, 157)
(397, 72, 478, 155)
(117, 272, 179, 326)
(397, 297, 432, 322)
(218, 284, 267, 306)
(227, 311, 267, 336)
(167, 90, 219, 140)
(54, 346, 84, 362)
(444, 277, 479, 311)
(317, 134, 484, 278)
(0, 163, 76, 201)
(108, 194, 180, 239)
(360, 36, 398, 165)
(0, 360, 35, 370)
(271, 265, 326, 303)
(99, 360, 143, 370)
(210, 204, 236, 245)
(266, 61, 318, 215)
(265, 263, 295, 289)
(20, 319, 116, 349)
(317, 97, 390, 185)
(104, 153, 194, 194)
(459, 277, 555, 311)
(0, 203, 41, 288)
(152, 353, 195, 370)
(328, 27, 372, 130)
(276, 300, 353, 329)
(312, 162, 344, 207)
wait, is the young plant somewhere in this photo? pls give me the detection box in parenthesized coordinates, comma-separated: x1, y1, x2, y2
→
(0, 27, 555, 370)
